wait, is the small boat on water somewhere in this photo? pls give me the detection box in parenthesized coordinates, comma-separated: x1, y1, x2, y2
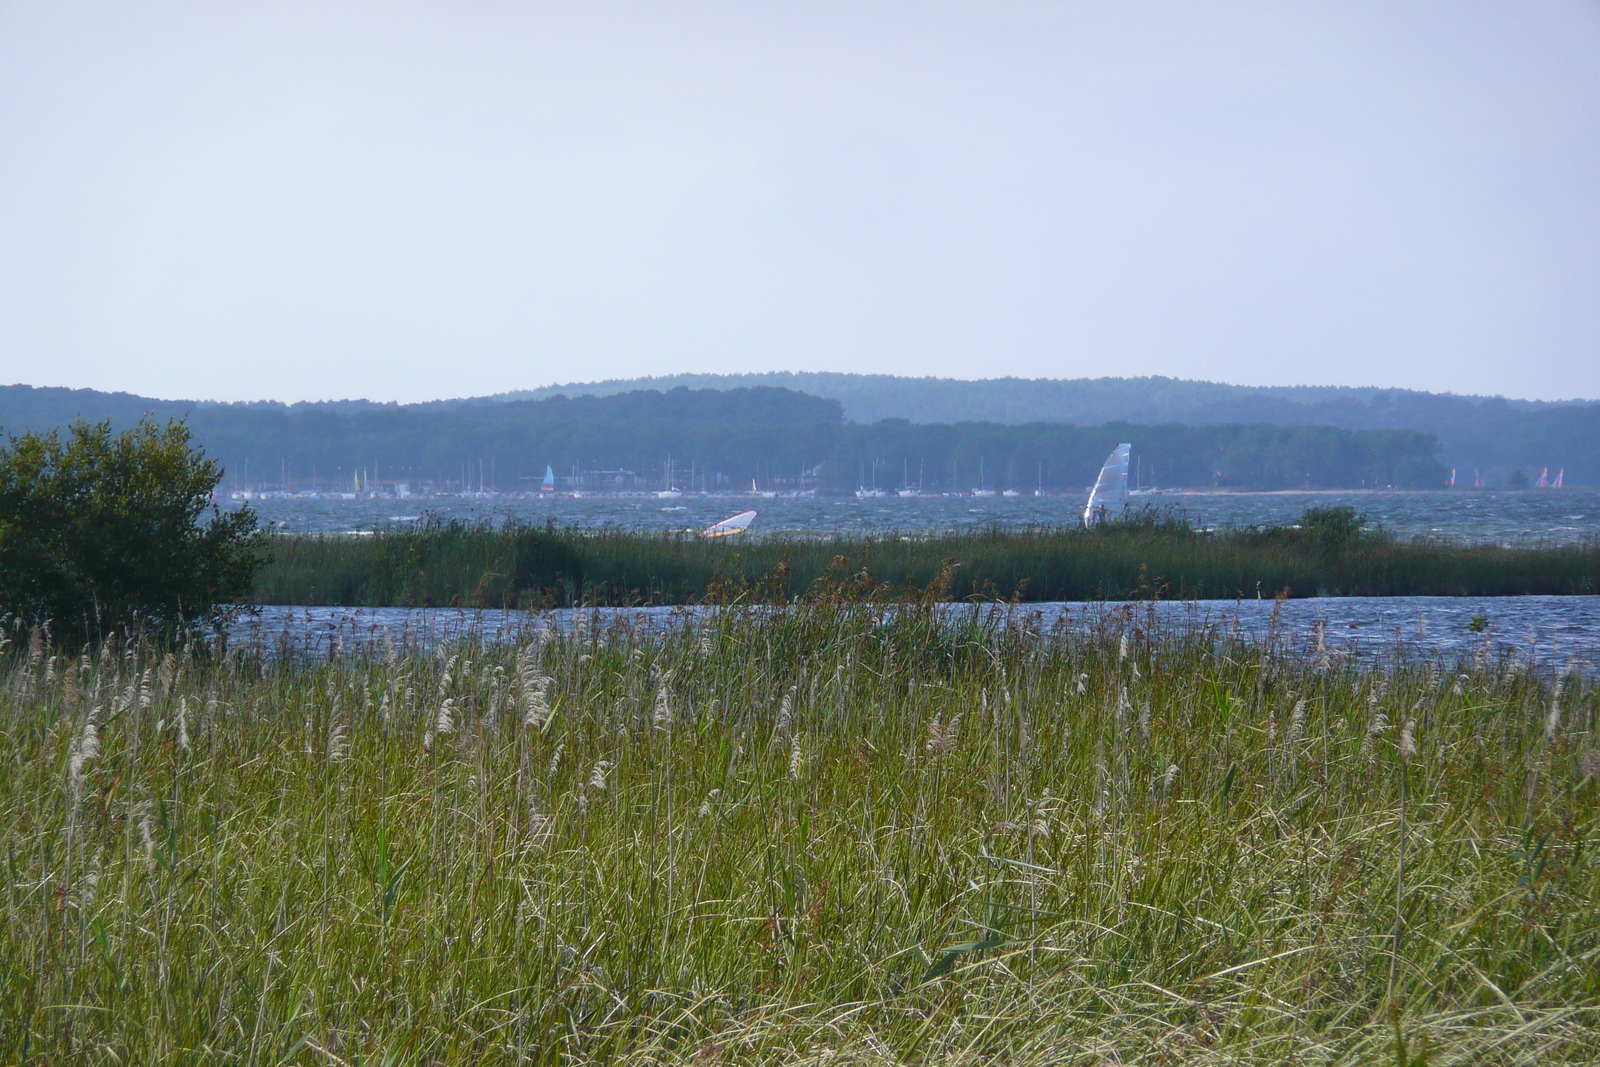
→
(1083, 443, 1131, 527)
(700, 510, 757, 538)
(540, 465, 556, 493)
(656, 456, 682, 497)
(970, 456, 997, 496)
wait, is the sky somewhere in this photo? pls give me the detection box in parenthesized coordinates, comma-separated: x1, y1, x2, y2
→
(1, 2, 1598, 404)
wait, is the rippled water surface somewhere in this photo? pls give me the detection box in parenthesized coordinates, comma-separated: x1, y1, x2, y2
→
(242, 489, 1600, 544)
(238, 490, 1600, 668)
(235, 595, 1600, 672)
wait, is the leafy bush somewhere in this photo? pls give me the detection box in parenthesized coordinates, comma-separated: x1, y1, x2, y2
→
(1297, 505, 1367, 551)
(0, 418, 266, 641)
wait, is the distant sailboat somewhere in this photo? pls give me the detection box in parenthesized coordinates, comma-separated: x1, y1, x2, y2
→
(656, 456, 682, 498)
(1538, 467, 1550, 488)
(540, 465, 556, 493)
(1083, 443, 1131, 527)
(701, 510, 757, 538)
(897, 459, 919, 496)
(855, 459, 887, 497)
(1447, 468, 1456, 488)
(1554, 468, 1564, 489)
(971, 456, 997, 497)
(1473, 469, 1483, 488)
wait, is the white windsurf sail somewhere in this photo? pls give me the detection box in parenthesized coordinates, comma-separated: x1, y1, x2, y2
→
(1082, 443, 1131, 527)
(700, 509, 757, 538)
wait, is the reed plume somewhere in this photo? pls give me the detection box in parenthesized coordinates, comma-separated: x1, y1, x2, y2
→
(68, 711, 101, 800)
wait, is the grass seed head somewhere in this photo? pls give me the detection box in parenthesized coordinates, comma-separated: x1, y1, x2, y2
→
(138, 808, 158, 874)
(653, 683, 673, 731)
(776, 686, 794, 736)
(68, 713, 101, 797)
(1286, 699, 1307, 747)
(1361, 713, 1390, 764)
(524, 687, 553, 729)
(698, 788, 722, 817)
(327, 723, 348, 763)
(1546, 670, 1571, 740)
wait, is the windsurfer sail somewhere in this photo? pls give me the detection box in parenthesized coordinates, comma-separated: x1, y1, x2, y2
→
(700, 510, 757, 538)
(540, 465, 556, 493)
(1082, 443, 1131, 527)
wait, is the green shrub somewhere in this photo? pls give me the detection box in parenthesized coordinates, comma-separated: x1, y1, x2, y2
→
(0, 418, 267, 642)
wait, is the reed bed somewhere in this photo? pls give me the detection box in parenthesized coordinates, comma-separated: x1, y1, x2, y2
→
(2, 600, 1598, 1065)
(250, 518, 1600, 607)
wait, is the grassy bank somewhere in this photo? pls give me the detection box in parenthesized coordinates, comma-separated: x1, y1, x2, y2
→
(250, 513, 1600, 607)
(2, 601, 1597, 1063)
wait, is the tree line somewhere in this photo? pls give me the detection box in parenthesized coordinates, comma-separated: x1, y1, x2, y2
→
(3, 385, 1448, 491)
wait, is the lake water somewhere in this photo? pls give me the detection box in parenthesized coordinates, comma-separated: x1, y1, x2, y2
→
(234, 595, 1600, 673)
(241, 488, 1600, 545)
(235, 489, 1600, 669)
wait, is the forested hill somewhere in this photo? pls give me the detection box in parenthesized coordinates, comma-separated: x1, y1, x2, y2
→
(0, 383, 1445, 491)
(493, 372, 1576, 427)
(492, 373, 1599, 487)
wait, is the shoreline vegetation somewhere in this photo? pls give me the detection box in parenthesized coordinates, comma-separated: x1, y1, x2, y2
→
(10, 375, 1599, 491)
(3, 597, 1596, 1062)
(251, 510, 1600, 609)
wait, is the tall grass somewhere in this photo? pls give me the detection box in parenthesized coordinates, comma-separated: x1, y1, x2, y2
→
(2, 598, 1598, 1064)
(251, 516, 1600, 607)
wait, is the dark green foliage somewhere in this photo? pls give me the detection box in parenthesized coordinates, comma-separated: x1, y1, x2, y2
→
(1293, 505, 1368, 552)
(830, 421, 1446, 490)
(0, 418, 267, 640)
(252, 510, 1600, 607)
(259, 518, 584, 608)
(452, 371, 1600, 486)
(0, 383, 1455, 490)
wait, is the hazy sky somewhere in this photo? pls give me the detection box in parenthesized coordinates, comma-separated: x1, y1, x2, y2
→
(2, 2, 1598, 403)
